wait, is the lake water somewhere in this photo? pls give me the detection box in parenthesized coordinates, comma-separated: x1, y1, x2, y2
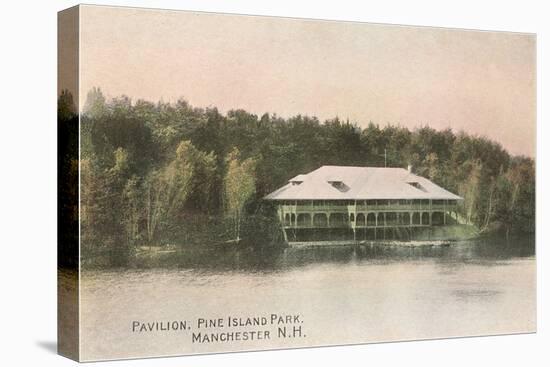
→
(79, 237, 536, 361)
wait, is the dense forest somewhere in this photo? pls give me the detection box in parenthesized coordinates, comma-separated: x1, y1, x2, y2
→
(59, 88, 535, 265)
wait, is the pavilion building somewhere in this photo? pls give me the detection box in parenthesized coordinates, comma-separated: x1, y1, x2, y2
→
(264, 165, 463, 243)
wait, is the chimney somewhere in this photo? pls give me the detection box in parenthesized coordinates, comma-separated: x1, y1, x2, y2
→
(407, 164, 413, 173)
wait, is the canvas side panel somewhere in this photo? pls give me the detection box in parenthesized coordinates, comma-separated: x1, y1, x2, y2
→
(57, 5, 80, 362)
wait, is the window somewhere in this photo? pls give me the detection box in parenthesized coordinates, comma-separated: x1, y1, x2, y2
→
(408, 182, 427, 192)
(357, 213, 366, 226)
(366, 213, 376, 226)
(412, 212, 421, 225)
(328, 180, 350, 192)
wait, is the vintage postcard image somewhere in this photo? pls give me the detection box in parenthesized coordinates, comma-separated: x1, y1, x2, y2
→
(58, 5, 536, 362)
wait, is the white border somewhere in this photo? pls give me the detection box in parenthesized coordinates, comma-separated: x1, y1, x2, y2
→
(0, 0, 547, 366)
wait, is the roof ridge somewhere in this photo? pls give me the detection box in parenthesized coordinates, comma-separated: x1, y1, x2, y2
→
(319, 165, 407, 169)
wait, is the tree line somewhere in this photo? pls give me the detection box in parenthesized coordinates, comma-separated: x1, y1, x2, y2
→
(59, 88, 535, 264)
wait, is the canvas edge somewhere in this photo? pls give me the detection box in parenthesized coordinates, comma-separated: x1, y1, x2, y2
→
(57, 4, 81, 362)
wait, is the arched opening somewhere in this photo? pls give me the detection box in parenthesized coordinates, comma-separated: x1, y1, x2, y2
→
(386, 212, 397, 226)
(377, 213, 385, 226)
(421, 212, 430, 225)
(432, 211, 444, 226)
(350, 213, 355, 222)
(412, 212, 421, 225)
(297, 213, 311, 227)
(290, 213, 296, 225)
(401, 212, 410, 225)
(313, 213, 328, 227)
(356, 213, 366, 226)
(284, 213, 291, 226)
(367, 213, 376, 227)
(329, 213, 347, 227)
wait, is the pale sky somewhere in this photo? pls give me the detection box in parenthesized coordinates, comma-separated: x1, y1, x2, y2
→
(78, 5, 536, 157)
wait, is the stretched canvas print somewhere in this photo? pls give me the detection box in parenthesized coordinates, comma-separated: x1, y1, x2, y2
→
(58, 4, 537, 362)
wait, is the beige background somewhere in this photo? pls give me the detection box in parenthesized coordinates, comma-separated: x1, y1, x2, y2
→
(79, 5, 536, 157)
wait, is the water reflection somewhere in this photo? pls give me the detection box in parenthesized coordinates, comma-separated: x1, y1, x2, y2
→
(80, 234, 536, 361)
(134, 235, 535, 272)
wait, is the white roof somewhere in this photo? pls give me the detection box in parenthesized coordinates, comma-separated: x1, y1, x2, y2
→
(264, 166, 463, 201)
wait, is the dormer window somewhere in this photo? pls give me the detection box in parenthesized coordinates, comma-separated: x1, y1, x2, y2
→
(289, 174, 306, 186)
(328, 180, 344, 189)
(327, 180, 349, 192)
(407, 181, 427, 192)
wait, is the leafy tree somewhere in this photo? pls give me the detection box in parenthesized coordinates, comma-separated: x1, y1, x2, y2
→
(83, 87, 107, 119)
(145, 141, 196, 245)
(224, 148, 257, 241)
(458, 160, 482, 225)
